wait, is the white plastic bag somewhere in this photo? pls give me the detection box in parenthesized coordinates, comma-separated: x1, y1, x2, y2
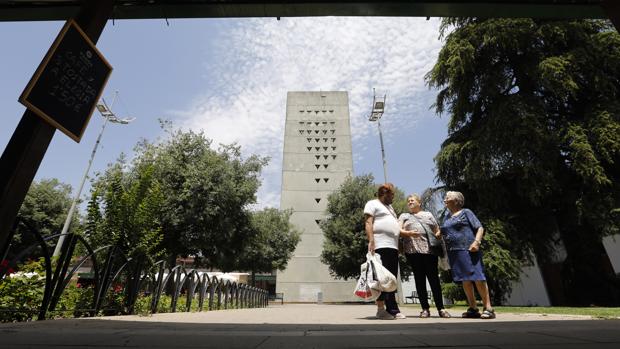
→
(353, 255, 380, 300)
(367, 252, 397, 292)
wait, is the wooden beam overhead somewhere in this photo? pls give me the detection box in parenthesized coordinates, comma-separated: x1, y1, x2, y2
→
(0, 1, 608, 22)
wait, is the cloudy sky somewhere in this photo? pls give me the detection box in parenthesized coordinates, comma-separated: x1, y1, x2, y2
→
(1, 17, 447, 209)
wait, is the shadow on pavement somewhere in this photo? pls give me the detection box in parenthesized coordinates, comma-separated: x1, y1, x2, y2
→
(2, 318, 620, 348)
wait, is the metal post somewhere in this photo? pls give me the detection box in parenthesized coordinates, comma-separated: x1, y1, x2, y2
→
(53, 116, 109, 257)
(52, 94, 120, 257)
(368, 90, 402, 303)
(0, 1, 114, 258)
(377, 119, 388, 183)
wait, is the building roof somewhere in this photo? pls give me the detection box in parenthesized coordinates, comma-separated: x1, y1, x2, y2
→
(0, 1, 607, 22)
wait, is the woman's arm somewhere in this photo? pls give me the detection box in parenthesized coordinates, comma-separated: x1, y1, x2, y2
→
(465, 209, 484, 252)
(399, 217, 422, 237)
(400, 229, 422, 238)
(365, 214, 375, 253)
(468, 227, 484, 252)
(428, 212, 442, 239)
(433, 225, 442, 239)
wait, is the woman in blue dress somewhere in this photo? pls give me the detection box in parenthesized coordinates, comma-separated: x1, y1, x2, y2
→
(440, 191, 495, 319)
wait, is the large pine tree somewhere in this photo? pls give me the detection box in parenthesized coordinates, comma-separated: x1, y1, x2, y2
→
(427, 18, 620, 305)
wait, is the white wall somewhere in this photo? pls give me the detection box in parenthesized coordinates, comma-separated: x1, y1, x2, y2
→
(505, 258, 551, 306)
(603, 234, 620, 274)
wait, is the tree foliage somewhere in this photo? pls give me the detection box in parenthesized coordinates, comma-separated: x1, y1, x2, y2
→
(320, 174, 411, 280)
(141, 129, 268, 270)
(237, 208, 301, 280)
(86, 128, 268, 271)
(9, 179, 79, 260)
(86, 159, 164, 262)
(426, 18, 620, 304)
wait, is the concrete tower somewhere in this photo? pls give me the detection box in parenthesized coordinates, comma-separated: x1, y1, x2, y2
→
(277, 91, 356, 302)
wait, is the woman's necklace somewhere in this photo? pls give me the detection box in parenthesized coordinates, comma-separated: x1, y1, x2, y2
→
(380, 200, 397, 219)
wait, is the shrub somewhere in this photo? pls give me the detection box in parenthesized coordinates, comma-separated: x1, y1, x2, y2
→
(0, 259, 46, 322)
(53, 282, 94, 318)
(442, 282, 466, 303)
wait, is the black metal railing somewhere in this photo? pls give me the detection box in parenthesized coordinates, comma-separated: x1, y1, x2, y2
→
(0, 220, 268, 321)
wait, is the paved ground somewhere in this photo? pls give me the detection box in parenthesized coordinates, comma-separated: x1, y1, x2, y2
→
(1, 304, 619, 348)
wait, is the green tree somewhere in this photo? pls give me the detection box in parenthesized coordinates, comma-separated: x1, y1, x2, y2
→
(426, 18, 620, 304)
(320, 174, 411, 280)
(85, 160, 164, 263)
(86, 128, 267, 271)
(237, 208, 301, 285)
(129, 128, 268, 270)
(9, 179, 79, 260)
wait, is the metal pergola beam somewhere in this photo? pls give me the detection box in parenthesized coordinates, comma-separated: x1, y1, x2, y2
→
(0, 1, 608, 22)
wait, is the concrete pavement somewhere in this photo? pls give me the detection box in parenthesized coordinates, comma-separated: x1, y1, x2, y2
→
(1, 304, 619, 348)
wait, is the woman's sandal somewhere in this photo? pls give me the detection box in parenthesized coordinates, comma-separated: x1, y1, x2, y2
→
(481, 308, 496, 319)
(439, 309, 451, 318)
(461, 307, 481, 318)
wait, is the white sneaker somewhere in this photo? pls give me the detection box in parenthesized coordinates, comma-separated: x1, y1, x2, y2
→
(376, 309, 395, 320)
(394, 312, 406, 319)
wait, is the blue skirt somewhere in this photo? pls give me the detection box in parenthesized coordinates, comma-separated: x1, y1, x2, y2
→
(447, 250, 486, 282)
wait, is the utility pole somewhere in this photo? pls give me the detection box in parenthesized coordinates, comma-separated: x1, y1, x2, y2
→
(368, 89, 388, 183)
(52, 93, 134, 257)
(368, 89, 404, 304)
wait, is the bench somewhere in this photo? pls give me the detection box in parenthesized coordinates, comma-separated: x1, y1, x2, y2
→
(405, 290, 432, 304)
(269, 292, 284, 305)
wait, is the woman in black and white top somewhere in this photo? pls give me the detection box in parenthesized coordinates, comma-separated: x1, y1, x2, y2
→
(364, 183, 404, 320)
(399, 194, 451, 318)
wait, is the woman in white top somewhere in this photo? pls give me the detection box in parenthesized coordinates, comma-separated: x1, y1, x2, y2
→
(364, 183, 405, 320)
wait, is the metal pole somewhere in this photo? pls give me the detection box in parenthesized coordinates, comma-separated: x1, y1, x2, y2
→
(52, 94, 118, 257)
(377, 119, 388, 183)
(52, 117, 109, 257)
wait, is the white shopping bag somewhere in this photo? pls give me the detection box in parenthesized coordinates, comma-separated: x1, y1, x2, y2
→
(367, 252, 397, 293)
(353, 255, 380, 300)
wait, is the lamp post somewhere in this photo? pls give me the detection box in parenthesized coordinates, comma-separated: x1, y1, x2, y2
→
(52, 93, 134, 257)
(368, 89, 405, 304)
(368, 90, 388, 183)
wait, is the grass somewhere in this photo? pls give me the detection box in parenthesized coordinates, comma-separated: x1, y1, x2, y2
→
(402, 303, 620, 319)
(491, 306, 620, 319)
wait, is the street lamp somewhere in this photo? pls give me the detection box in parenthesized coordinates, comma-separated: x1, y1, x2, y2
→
(368, 89, 405, 303)
(368, 89, 388, 183)
(52, 92, 135, 257)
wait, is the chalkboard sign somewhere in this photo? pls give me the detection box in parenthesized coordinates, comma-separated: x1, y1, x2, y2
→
(19, 20, 112, 142)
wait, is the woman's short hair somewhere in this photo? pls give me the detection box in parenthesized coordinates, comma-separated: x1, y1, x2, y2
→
(377, 183, 395, 197)
(407, 194, 421, 203)
(446, 191, 465, 208)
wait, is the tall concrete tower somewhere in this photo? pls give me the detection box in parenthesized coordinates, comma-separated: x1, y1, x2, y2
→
(277, 91, 356, 302)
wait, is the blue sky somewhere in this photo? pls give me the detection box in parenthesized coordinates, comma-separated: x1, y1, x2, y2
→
(1, 17, 448, 210)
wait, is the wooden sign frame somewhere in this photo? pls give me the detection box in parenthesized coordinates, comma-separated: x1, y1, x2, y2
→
(19, 19, 112, 142)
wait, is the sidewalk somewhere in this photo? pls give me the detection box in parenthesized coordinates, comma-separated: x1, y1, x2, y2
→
(2, 304, 619, 348)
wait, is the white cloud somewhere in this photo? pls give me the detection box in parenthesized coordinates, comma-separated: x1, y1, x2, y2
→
(180, 17, 443, 208)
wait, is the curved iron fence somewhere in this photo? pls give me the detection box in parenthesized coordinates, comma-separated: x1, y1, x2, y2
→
(0, 220, 268, 321)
